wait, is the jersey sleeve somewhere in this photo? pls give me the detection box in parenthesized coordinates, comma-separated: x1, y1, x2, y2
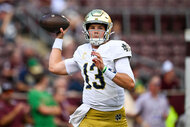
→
(65, 58, 80, 75)
(64, 47, 81, 75)
(115, 57, 135, 83)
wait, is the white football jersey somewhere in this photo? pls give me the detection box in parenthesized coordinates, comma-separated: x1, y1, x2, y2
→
(73, 40, 132, 111)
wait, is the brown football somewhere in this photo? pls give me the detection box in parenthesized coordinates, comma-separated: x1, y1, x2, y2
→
(39, 13, 70, 33)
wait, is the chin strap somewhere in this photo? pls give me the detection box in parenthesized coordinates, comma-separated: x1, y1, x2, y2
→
(110, 31, 115, 35)
(89, 38, 105, 46)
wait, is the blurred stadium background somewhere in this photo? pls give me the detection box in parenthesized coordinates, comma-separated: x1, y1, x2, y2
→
(0, 0, 189, 127)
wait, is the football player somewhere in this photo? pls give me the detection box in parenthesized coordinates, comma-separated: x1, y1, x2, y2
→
(49, 9, 135, 127)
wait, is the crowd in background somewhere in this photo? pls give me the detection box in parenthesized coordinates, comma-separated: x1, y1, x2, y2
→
(0, 0, 186, 127)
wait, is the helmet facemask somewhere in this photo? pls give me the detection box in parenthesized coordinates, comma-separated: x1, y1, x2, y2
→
(88, 29, 105, 46)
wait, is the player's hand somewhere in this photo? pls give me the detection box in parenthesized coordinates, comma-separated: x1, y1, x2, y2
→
(91, 51, 104, 71)
(56, 28, 68, 39)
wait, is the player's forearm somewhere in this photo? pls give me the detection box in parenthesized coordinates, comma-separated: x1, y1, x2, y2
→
(49, 48, 62, 70)
(113, 73, 135, 90)
(101, 65, 135, 90)
(49, 48, 67, 75)
(49, 38, 69, 75)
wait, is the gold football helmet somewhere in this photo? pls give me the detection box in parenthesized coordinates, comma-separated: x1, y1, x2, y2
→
(83, 9, 113, 46)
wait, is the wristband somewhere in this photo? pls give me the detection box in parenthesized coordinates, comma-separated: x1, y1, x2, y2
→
(104, 67, 117, 80)
(52, 38, 63, 50)
(101, 66, 107, 73)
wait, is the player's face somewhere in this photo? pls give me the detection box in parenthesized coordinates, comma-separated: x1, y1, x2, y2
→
(88, 24, 105, 38)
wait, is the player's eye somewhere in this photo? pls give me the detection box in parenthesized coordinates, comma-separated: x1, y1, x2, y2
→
(89, 26, 95, 30)
(98, 26, 105, 30)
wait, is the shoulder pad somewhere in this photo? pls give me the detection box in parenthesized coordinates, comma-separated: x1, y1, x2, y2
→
(97, 40, 132, 60)
(73, 43, 91, 61)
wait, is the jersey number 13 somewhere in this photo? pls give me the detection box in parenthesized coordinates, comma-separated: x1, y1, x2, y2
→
(83, 63, 106, 90)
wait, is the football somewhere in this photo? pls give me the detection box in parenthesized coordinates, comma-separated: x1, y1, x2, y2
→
(39, 13, 70, 33)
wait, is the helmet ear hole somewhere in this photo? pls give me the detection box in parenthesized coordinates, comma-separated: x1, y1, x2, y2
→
(86, 23, 91, 30)
(103, 24, 107, 30)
